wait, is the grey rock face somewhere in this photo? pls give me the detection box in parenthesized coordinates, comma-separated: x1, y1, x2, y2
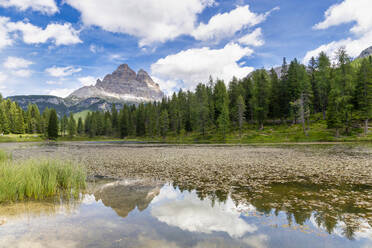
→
(357, 46, 372, 59)
(68, 64, 163, 103)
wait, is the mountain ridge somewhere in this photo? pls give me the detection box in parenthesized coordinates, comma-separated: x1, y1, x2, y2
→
(8, 64, 163, 116)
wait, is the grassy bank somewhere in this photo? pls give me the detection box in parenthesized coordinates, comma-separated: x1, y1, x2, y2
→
(0, 122, 371, 144)
(0, 150, 86, 203)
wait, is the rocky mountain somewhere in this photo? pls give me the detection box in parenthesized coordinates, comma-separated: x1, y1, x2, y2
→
(67, 64, 163, 103)
(8, 64, 164, 116)
(357, 46, 372, 59)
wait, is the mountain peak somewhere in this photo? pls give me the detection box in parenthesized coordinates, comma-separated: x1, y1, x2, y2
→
(69, 64, 163, 103)
(357, 46, 372, 59)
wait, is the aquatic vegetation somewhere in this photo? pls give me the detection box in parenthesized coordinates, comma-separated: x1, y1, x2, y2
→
(0, 150, 86, 203)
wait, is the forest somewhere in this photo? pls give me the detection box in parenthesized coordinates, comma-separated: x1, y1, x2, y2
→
(0, 48, 371, 141)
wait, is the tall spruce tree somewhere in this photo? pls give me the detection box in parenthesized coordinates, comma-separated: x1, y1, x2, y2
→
(355, 58, 372, 134)
(47, 109, 58, 140)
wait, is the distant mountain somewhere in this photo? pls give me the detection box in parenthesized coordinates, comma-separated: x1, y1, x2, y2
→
(8, 64, 164, 116)
(357, 46, 372, 59)
(67, 64, 163, 103)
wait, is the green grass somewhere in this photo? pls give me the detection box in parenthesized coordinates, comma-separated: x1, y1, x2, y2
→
(134, 121, 372, 144)
(0, 134, 44, 143)
(0, 151, 86, 203)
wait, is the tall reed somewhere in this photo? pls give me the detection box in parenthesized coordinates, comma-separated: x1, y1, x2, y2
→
(0, 151, 86, 203)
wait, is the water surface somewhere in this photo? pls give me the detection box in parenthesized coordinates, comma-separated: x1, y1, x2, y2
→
(0, 179, 371, 248)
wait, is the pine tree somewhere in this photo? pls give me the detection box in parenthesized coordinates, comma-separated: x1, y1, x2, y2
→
(237, 95, 246, 137)
(315, 52, 331, 119)
(269, 68, 281, 120)
(252, 70, 270, 129)
(119, 106, 129, 138)
(77, 117, 84, 135)
(68, 113, 76, 137)
(160, 109, 169, 138)
(47, 109, 58, 140)
(355, 58, 372, 134)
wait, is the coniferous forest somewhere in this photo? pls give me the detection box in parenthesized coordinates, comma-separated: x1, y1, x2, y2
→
(0, 48, 371, 141)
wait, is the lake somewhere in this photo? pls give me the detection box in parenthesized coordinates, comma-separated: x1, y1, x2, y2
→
(1, 178, 372, 248)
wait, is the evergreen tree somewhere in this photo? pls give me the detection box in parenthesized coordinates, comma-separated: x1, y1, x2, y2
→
(315, 52, 331, 119)
(68, 113, 76, 137)
(47, 109, 58, 140)
(160, 109, 169, 138)
(269, 68, 281, 120)
(252, 70, 270, 129)
(119, 106, 129, 138)
(77, 117, 84, 135)
(237, 95, 246, 137)
(355, 58, 372, 134)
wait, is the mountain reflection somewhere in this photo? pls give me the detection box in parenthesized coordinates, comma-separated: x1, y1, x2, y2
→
(173, 181, 372, 240)
(93, 180, 161, 218)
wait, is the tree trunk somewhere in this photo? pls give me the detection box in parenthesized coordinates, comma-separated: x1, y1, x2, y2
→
(322, 109, 326, 120)
(365, 119, 369, 135)
(336, 128, 340, 138)
(260, 122, 264, 130)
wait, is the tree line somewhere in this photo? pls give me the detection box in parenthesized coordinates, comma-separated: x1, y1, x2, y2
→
(0, 48, 371, 140)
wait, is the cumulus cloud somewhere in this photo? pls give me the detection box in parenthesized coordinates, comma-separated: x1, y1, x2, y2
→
(78, 76, 96, 86)
(11, 69, 32, 77)
(151, 43, 254, 93)
(3, 56, 33, 69)
(7, 21, 82, 46)
(65, 0, 215, 46)
(47, 88, 75, 98)
(0, 0, 58, 15)
(304, 0, 372, 63)
(3, 56, 33, 77)
(0, 17, 12, 49)
(45, 66, 82, 77)
(192, 5, 275, 42)
(314, 0, 372, 35)
(0, 71, 7, 89)
(151, 185, 257, 238)
(238, 28, 264, 47)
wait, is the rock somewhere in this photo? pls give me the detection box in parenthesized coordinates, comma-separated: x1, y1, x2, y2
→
(357, 46, 372, 59)
(68, 64, 164, 103)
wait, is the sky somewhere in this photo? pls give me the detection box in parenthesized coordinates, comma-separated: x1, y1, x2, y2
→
(0, 0, 371, 97)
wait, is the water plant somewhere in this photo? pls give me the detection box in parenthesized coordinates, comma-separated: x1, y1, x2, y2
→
(0, 150, 86, 203)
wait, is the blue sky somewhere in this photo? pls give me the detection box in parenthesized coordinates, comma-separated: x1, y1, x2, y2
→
(0, 0, 370, 97)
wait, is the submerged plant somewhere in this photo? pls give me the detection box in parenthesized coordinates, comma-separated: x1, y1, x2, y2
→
(0, 150, 86, 203)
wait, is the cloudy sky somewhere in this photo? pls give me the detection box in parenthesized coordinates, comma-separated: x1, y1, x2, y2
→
(0, 0, 370, 97)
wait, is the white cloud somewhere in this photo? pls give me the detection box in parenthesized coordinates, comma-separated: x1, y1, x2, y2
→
(3, 56, 33, 69)
(65, 0, 215, 46)
(89, 44, 103, 53)
(314, 0, 372, 35)
(192, 5, 274, 42)
(7, 21, 81, 46)
(151, 43, 254, 93)
(0, 0, 58, 15)
(46, 80, 62, 85)
(238, 28, 264, 47)
(11, 69, 32, 77)
(151, 185, 257, 238)
(0, 17, 12, 49)
(243, 234, 269, 248)
(47, 88, 75, 98)
(78, 76, 96, 86)
(304, 0, 372, 63)
(45, 66, 82, 77)
(0, 71, 8, 89)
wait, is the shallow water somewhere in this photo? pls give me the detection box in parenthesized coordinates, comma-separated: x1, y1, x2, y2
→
(1, 179, 372, 248)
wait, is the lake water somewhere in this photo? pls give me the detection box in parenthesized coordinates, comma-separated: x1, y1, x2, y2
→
(0, 179, 371, 248)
